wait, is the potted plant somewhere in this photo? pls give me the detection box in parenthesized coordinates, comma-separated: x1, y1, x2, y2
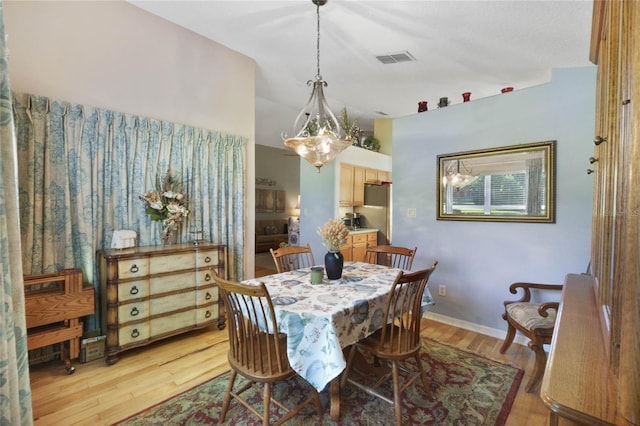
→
(340, 108, 361, 145)
(363, 135, 381, 152)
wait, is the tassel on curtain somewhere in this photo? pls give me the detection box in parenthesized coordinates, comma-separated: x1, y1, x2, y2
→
(12, 93, 246, 333)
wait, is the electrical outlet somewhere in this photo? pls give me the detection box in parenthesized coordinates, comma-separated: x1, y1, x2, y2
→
(439, 285, 446, 296)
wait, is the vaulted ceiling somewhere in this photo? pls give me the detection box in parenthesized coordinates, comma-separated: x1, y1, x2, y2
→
(129, 1, 595, 149)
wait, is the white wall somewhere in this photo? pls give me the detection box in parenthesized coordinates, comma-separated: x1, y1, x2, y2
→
(4, 0, 257, 277)
(392, 67, 596, 332)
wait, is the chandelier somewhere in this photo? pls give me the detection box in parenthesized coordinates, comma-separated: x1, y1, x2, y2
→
(442, 160, 478, 190)
(282, 0, 352, 172)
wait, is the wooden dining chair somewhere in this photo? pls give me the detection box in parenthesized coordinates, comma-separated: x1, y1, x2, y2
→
(500, 281, 563, 393)
(270, 243, 315, 273)
(364, 244, 417, 270)
(340, 261, 438, 426)
(213, 274, 322, 425)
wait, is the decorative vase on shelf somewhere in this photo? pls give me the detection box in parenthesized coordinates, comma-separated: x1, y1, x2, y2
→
(324, 251, 344, 280)
(160, 226, 179, 246)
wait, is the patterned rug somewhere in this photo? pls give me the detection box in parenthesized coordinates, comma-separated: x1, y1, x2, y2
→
(116, 338, 523, 425)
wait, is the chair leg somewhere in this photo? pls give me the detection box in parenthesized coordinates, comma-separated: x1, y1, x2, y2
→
(220, 370, 237, 422)
(312, 387, 322, 414)
(500, 319, 517, 353)
(263, 382, 272, 426)
(525, 336, 547, 393)
(391, 361, 403, 426)
(414, 353, 432, 396)
(340, 345, 357, 387)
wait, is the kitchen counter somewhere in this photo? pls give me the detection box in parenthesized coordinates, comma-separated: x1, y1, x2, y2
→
(346, 228, 378, 234)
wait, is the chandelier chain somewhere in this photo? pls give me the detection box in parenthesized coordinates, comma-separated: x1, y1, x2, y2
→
(316, 1, 321, 78)
(283, 0, 351, 172)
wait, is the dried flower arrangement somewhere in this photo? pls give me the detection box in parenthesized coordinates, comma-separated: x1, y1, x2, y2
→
(139, 171, 189, 244)
(317, 218, 350, 252)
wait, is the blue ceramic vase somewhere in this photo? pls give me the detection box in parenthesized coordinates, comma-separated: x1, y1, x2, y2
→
(324, 251, 344, 280)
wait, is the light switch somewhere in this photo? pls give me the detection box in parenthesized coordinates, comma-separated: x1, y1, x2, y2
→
(407, 208, 416, 218)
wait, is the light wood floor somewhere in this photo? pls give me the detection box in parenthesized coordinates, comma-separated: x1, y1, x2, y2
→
(29, 321, 550, 425)
(28, 259, 551, 425)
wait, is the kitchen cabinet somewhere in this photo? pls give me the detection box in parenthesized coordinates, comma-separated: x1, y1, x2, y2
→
(98, 243, 226, 365)
(352, 233, 368, 262)
(340, 235, 353, 261)
(340, 230, 377, 262)
(340, 163, 365, 207)
(364, 168, 391, 185)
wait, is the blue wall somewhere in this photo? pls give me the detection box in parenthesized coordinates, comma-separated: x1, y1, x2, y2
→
(392, 67, 596, 330)
(298, 67, 596, 333)
(299, 160, 338, 260)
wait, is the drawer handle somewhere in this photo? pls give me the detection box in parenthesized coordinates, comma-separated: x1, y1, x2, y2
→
(205, 311, 211, 318)
(205, 292, 212, 300)
(131, 328, 140, 338)
(594, 136, 607, 146)
(130, 307, 139, 316)
(204, 256, 211, 263)
(129, 286, 139, 295)
(130, 264, 139, 273)
(205, 273, 211, 282)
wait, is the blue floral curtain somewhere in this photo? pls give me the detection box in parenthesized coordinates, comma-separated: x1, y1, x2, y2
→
(0, 1, 34, 424)
(12, 93, 246, 332)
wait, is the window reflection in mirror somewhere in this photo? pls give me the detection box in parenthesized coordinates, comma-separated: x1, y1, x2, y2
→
(437, 141, 556, 223)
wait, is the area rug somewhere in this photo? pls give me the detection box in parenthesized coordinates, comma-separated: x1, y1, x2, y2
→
(116, 338, 523, 425)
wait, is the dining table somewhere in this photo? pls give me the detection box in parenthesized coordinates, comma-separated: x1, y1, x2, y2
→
(242, 261, 435, 420)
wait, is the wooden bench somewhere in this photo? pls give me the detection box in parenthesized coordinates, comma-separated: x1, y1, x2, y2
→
(24, 268, 95, 373)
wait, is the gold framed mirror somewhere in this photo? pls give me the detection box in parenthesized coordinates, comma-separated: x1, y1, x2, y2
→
(437, 141, 556, 223)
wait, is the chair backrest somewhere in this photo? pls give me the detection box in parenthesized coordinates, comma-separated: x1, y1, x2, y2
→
(378, 261, 438, 355)
(364, 244, 417, 270)
(270, 243, 315, 273)
(213, 274, 290, 377)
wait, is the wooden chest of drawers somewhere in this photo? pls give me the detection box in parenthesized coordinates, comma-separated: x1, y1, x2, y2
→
(98, 243, 226, 365)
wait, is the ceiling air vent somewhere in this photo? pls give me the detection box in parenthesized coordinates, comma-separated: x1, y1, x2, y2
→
(376, 51, 416, 65)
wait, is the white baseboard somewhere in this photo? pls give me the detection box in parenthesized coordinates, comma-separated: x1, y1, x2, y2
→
(424, 311, 529, 347)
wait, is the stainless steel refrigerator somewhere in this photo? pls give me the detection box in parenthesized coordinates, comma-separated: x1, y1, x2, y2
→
(355, 183, 391, 245)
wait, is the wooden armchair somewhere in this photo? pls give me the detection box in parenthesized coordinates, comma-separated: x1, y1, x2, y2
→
(500, 282, 563, 393)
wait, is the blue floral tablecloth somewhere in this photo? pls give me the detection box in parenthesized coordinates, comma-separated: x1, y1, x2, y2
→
(242, 261, 435, 391)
